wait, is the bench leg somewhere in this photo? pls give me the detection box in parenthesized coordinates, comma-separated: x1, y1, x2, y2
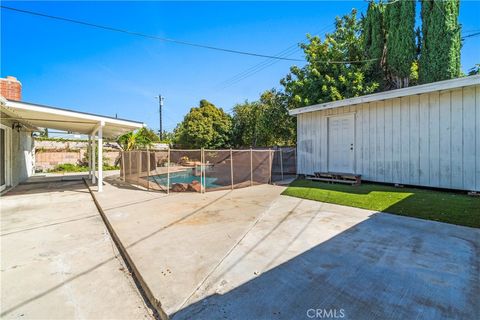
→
(354, 176, 361, 186)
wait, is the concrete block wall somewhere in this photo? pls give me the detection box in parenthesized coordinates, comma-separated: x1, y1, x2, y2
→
(34, 139, 121, 171)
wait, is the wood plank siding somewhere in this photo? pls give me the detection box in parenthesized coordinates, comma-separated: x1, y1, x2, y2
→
(296, 84, 480, 191)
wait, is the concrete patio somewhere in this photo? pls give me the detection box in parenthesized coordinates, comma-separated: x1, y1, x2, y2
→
(89, 175, 480, 320)
(0, 179, 153, 319)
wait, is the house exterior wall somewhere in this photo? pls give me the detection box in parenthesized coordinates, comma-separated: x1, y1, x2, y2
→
(297, 84, 480, 191)
(0, 117, 34, 187)
(12, 129, 34, 185)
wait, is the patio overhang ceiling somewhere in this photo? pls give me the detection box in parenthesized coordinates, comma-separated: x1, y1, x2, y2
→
(2, 99, 144, 138)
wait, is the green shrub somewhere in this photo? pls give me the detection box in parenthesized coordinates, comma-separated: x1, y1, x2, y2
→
(49, 163, 119, 173)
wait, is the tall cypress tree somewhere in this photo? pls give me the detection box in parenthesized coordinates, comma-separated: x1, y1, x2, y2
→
(419, 0, 461, 84)
(385, 0, 416, 88)
(363, 1, 387, 88)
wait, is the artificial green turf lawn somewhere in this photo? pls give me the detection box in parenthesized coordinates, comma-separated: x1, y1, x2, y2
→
(282, 179, 480, 228)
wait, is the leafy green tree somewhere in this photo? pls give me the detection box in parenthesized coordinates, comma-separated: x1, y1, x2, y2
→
(258, 89, 296, 146)
(281, 9, 379, 108)
(231, 90, 296, 147)
(385, 0, 416, 88)
(419, 0, 461, 83)
(231, 100, 262, 147)
(173, 99, 232, 148)
(159, 131, 174, 144)
(117, 127, 160, 151)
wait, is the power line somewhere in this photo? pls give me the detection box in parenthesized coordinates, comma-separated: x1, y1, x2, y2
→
(217, 3, 370, 91)
(219, 2, 477, 92)
(215, 44, 300, 89)
(0, 5, 305, 62)
(217, 46, 300, 90)
(462, 31, 480, 39)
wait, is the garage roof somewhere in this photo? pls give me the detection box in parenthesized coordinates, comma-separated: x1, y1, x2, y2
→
(289, 75, 480, 116)
(1, 98, 144, 138)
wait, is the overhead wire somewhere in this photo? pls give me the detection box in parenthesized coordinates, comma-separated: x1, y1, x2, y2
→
(217, 2, 370, 91)
(0, 5, 304, 62)
(220, 1, 478, 93)
(462, 31, 480, 39)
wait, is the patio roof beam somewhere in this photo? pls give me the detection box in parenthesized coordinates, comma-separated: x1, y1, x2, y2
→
(97, 124, 104, 192)
(91, 121, 105, 136)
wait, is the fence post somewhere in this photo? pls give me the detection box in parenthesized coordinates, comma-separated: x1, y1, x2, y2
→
(201, 148, 204, 194)
(279, 147, 284, 181)
(269, 148, 272, 184)
(138, 151, 141, 186)
(147, 150, 150, 191)
(129, 151, 132, 180)
(167, 148, 170, 195)
(294, 147, 297, 176)
(250, 148, 253, 186)
(230, 148, 234, 190)
(121, 151, 126, 182)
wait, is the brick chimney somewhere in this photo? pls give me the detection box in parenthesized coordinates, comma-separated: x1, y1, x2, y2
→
(0, 76, 22, 101)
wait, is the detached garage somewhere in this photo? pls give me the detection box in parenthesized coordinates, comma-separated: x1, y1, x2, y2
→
(290, 75, 480, 192)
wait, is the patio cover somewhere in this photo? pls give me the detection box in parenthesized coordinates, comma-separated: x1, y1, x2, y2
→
(1, 98, 144, 192)
(2, 99, 143, 138)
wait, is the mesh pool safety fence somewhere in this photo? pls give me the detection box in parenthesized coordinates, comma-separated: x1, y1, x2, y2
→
(120, 147, 296, 193)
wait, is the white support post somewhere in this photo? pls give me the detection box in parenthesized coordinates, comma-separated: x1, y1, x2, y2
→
(97, 124, 104, 192)
(92, 136, 96, 184)
(88, 135, 92, 179)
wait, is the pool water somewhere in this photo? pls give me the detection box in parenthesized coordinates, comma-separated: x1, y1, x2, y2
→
(149, 169, 220, 188)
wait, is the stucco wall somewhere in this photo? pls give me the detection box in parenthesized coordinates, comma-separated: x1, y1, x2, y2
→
(11, 129, 34, 185)
(0, 116, 34, 186)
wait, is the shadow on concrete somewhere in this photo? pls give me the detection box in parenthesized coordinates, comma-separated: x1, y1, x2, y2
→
(125, 190, 233, 250)
(4, 180, 89, 196)
(1, 188, 233, 317)
(0, 214, 98, 236)
(0, 253, 119, 317)
(172, 214, 479, 320)
(103, 175, 153, 192)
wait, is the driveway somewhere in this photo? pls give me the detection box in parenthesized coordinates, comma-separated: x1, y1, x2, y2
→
(0, 179, 153, 319)
(93, 176, 480, 320)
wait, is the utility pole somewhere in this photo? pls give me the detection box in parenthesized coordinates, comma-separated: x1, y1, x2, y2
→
(157, 94, 164, 140)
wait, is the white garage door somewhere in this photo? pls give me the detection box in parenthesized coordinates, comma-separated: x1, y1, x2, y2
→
(328, 114, 354, 173)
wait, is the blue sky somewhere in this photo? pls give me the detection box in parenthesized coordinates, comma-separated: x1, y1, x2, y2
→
(2, 1, 479, 134)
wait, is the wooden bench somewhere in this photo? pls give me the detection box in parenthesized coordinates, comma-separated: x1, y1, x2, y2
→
(307, 172, 362, 186)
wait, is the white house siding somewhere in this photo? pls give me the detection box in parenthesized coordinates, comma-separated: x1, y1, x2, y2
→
(296, 84, 480, 191)
(0, 117, 34, 187)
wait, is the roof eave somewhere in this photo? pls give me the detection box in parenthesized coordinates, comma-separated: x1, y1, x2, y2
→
(289, 75, 480, 116)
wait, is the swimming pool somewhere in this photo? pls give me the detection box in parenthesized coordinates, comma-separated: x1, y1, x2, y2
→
(149, 168, 220, 188)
